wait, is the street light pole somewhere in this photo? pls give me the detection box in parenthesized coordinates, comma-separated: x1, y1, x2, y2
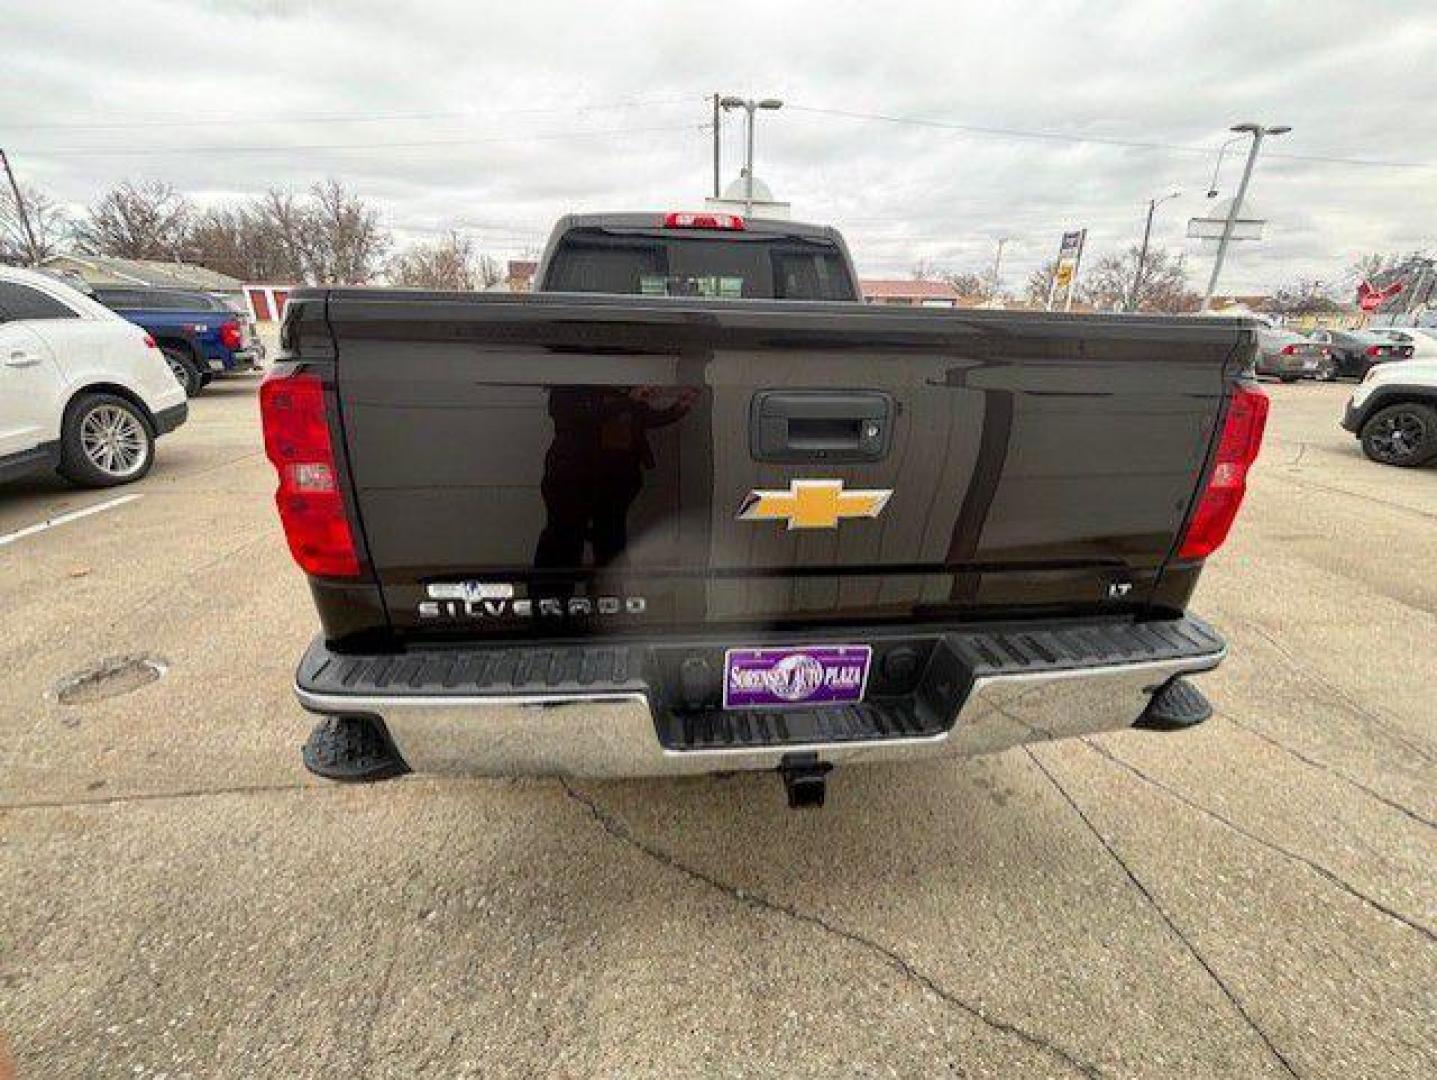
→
(719, 96, 783, 214)
(744, 105, 756, 211)
(711, 94, 721, 199)
(1129, 190, 1180, 312)
(1, 148, 40, 266)
(1201, 122, 1290, 312)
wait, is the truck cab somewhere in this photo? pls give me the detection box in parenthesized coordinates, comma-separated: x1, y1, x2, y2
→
(534, 211, 861, 301)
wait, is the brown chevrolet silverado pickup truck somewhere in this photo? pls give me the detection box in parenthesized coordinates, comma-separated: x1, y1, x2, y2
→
(260, 211, 1267, 807)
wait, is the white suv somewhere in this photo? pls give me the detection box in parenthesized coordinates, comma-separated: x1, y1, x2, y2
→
(1341, 356, 1437, 467)
(0, 265, 187, 487)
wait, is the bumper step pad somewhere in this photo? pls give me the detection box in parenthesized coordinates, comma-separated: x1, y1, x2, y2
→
(302, 715, 410, 782)
(1133, 675, 1214, 731)
(298, 643, 649, 699)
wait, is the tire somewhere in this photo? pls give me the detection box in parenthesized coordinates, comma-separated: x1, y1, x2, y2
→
(57, 393, 155, 487)
(162, 346, 202, 396)
(1359, 403, 1437, 467)
(1279, 374, 1301, 383)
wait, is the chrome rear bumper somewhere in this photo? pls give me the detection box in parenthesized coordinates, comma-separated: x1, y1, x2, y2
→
(294, 617, 1225, 778)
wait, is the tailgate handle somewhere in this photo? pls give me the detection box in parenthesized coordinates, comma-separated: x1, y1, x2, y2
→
(751, 391, 893, 463)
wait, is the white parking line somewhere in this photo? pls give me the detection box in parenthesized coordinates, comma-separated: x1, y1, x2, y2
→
(0, 494, 143, 549)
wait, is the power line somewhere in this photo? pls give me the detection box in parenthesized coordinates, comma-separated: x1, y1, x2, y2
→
(17, 123, 707, 157)
(4, 95, 702, 131)
(787, 104, 1437, 170)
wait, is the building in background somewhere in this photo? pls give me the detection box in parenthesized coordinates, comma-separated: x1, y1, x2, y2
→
(40, 253, 244, 302)
(242, 284, 297, 323)
(860, 279, 963, 307)
(1207, 294, 1273, 314)
(505, 259, 537, 293)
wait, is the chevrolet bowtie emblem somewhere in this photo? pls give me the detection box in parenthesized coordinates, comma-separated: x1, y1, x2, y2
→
(737, 479, 893, 530)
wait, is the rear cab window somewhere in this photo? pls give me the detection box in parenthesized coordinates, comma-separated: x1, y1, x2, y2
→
(542, 227, 857, 301)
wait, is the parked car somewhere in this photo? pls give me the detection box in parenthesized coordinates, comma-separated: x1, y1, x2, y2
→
(266, 210, 1265, 808)
(1255, 326, 1332, 382)
(0, 266, 187, 488)
(1369, 326, 1437, 360)
(1341, 356, 1437, 467)
(1305, 328, 1414, 380)
(92, 287, 264, 396)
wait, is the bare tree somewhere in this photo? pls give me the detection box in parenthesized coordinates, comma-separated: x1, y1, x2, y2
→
(185, 195, 311, 282)
(258, 188, 319, 281)
(181, 183, 390, 284)
(306, 179, 388, 284)
(0, 182, 70, 264)
(389, 230, 498, 290)
(1268, 278, 1342, 317)
(1080, 247, 1199, 313)
(1349, 253, 1401, 284)
(74, 180, 191, 259)
(477, 253, 502, 289)
(944, 271, 988, 299)
(910, 258, 940, 281)
(1026, 259, 1058, 305)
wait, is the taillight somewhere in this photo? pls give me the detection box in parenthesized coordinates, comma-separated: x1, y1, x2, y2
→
(663, 211, 745, 230)
(1280, 344, 1296, 355)
(219, 320, 243, 350)
(1178, 383, 1269, 560)
(142, 333, 158, 349)
(259, 371, 361, 578)
(1365, 345, 1382, 357)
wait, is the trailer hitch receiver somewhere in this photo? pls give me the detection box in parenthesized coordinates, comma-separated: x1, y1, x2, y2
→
(778, 753, 833, 809)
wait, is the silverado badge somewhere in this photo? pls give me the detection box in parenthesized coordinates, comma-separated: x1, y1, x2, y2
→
(737, 479, 892, 530)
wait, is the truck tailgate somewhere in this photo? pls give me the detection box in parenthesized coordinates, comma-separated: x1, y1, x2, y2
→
(324, 293, 1249, 641)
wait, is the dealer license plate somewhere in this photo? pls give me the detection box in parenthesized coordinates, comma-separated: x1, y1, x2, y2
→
(722, 645, 872, 710)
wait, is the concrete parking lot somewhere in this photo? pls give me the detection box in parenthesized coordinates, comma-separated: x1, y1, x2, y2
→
(1, 378, 1433, 1079)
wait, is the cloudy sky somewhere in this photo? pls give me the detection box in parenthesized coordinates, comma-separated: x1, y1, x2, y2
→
(4, 0, 1435, 295)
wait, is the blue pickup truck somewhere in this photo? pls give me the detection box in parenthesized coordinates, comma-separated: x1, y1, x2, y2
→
(91, 287, 265, 395)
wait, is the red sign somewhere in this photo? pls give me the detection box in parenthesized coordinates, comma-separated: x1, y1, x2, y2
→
(1357, 279, 1404, 312)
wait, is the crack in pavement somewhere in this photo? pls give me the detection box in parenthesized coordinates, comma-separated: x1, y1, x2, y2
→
(0, 780, 332, 813)
(1080, 738, 1436, 941)
(1216, 712, 1436, 831)
(0, 774, 485, 814)
(1265, 470, 1437, 523)
(558, 778, 1103, 1079)
(1223, 615, 1435, 769)
(1024, 748, 1302, 1080)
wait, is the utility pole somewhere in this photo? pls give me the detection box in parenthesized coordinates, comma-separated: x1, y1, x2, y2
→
(718, 96, 783, 214)
(1201, 122, 1290, 312)
(991, 237, 1009, 298)
(1, 148, 40, 265)
(711, 94, 721, 199)
(1128, 190, 1180, 312)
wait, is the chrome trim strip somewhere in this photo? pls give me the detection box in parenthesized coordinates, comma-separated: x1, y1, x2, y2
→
(293, 648, 1223, 778)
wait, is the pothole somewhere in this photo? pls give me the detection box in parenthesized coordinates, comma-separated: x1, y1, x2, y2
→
(52, 654, 169, 706)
